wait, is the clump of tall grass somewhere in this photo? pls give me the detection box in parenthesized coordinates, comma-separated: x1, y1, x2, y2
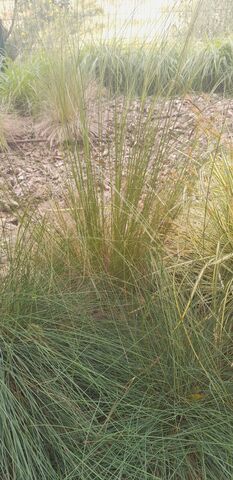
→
(183, 38, 233, 93)
(81, 37, 233, 96)
(35, 54, 104, 145)
(81, 41, 182, 96)
(177, 154, 233, 330)
(39, 101, 186, 281)
(1, 17, 233, 480)
(1, 223, 233, 479)
(0, 49, 106, 144)
(0, 57, 40, 114)
(1, 36, 233, 120)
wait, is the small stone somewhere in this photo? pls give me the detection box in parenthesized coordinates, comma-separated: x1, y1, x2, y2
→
(0, 199, 19, 213)
(8, 199, 19, 209)
(7, 217, 19, 226)
(0, 203, 11, 213)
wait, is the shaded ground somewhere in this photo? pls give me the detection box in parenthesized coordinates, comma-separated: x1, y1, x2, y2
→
(0, 93, 233, 250)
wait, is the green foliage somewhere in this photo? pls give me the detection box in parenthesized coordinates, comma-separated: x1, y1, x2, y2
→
(83, 42, 181, 96)
(0, 56, 40, 113)
(11, 0, 103, 53)
(85, 37, 233, 95)
(1, 212, 233, 478)
(2, 36, 233, 116)
(181, 155, 233, 330)
(1, 21, 233, 480)
(182, 38, 233, 93)
(169, 0, 233, 38)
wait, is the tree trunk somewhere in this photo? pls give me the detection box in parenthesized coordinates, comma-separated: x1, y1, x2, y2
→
(0, 20, 5, 56)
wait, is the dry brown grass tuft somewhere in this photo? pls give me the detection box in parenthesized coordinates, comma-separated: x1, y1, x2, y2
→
(35, 82, 109, 146)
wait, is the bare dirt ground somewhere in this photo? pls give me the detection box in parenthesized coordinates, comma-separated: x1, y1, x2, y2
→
(0, 93, 233, 251)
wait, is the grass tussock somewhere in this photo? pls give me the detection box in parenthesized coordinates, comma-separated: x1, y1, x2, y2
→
(35, 55, 107, 145)
(2, 116, 233, 479)
(1, 235, 233, 479)
(1, 19, 233, 480)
